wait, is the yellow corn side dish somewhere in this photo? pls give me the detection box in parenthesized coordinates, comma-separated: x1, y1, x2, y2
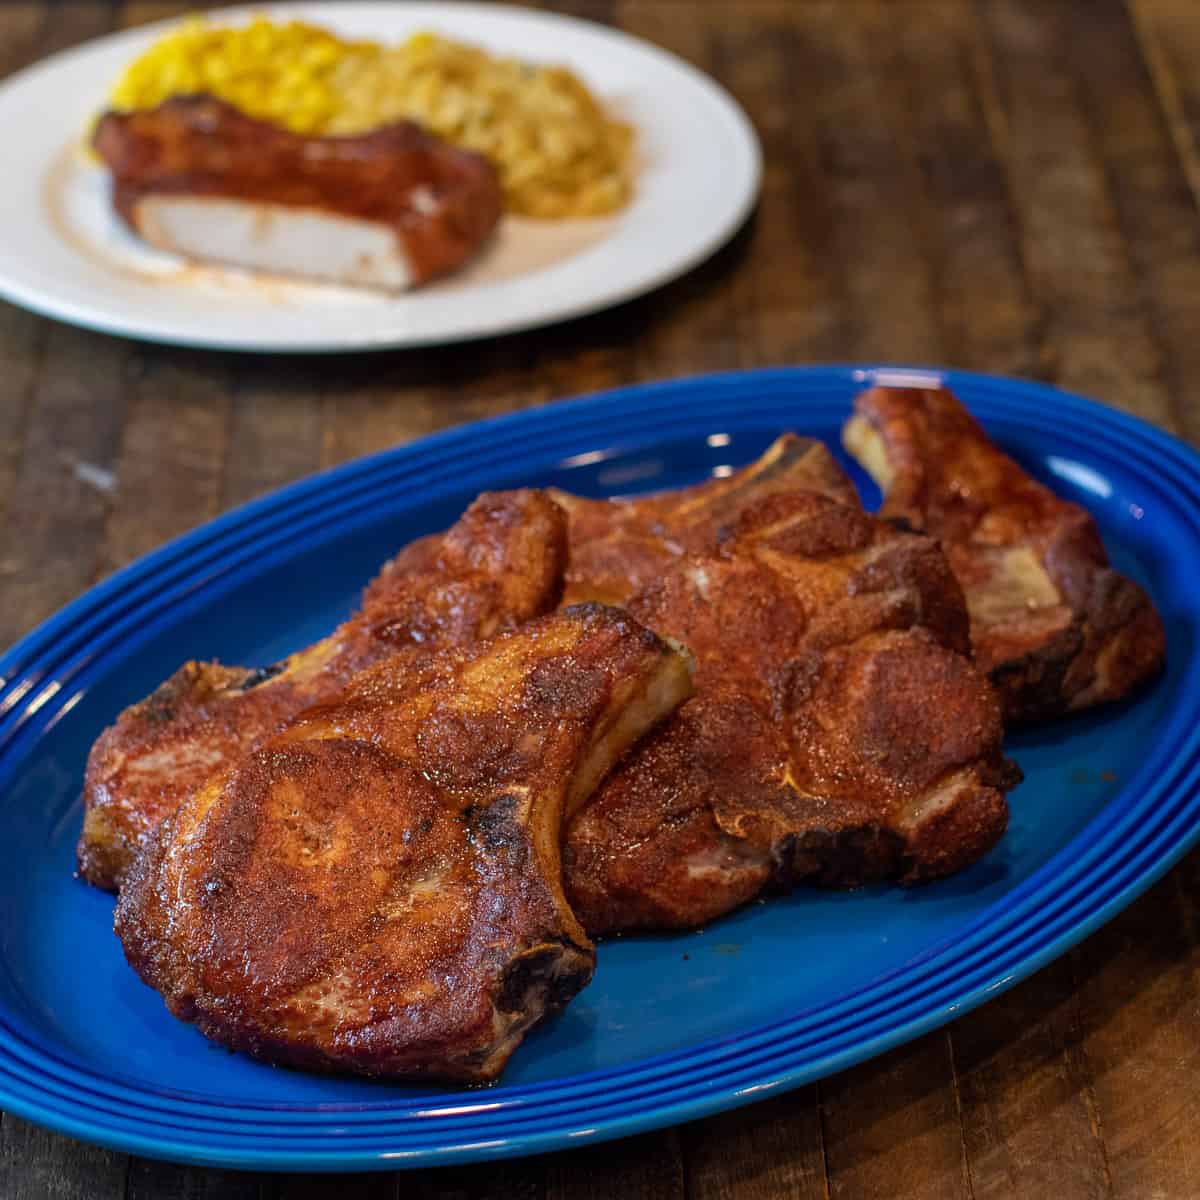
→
(107, 16, 634, 219)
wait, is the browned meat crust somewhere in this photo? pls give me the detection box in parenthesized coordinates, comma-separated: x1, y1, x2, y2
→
(550, 433, 859, 606)
(562, 484, 1018, 934)
(843, 384, 1167, 722)
(92, 95, 502, 284)
(77, 490, 565, 890)
(115, 604, 692, 1082)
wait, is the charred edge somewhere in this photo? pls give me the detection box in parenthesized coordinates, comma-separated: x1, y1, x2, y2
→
(496, 942, 592, 1015)
(140, 674, 193, 723)
(463, 795, 528, 865)
(402, 815, 436, 846)
(558, 600, 609, 623)
(238, 662, 287, 691)
(986, 753, 1024, 792)
(780, 825, 907, 889)
(142, 700, 179, 724)
(989, 620, 1085, 721)
(559, 602, 666, 654)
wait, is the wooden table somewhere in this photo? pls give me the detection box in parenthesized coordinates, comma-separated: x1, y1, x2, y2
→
(3, 1, 1200, 1196)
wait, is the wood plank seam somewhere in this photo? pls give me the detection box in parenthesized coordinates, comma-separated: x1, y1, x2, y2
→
(1057, 2, 1185, 439)
(1066, 956, 1116, 1198)
(943, 1030, 978, 1200)
(1127, 0, 1200, 219)
(0, 318, 50, 533)
(861, 0, 951, 370)
(963, 0, 1053, 381)
(1087, 0, 1200, 440)
(814, 1080, 833, 1200)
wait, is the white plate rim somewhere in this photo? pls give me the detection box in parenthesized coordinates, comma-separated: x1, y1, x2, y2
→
(0, 1, 763, 353)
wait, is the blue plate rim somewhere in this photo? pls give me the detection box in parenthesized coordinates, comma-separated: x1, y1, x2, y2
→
(1, 364, 1198, 1169)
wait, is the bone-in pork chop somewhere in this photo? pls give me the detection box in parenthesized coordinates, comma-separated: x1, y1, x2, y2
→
(116, 604, 692, 1082)
(550, 433, 859, 606)
(78, 490, 565, 890)
(561, 485, 1018, 934)
(843, 384, 1166, 722)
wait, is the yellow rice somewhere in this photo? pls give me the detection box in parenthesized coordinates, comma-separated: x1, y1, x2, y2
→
(108, 16, 634, 218)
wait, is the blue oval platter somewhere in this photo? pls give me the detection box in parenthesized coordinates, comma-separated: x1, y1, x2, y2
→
(1, 365, 1197, 1171)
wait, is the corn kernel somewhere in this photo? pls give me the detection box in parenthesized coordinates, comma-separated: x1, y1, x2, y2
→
(103, 18, 633, 218)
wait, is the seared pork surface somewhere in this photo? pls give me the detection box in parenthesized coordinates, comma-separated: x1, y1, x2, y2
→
(116, 604, 692, 1081)
(843, 384, 1166, 722)
(78, 490, 565, 890)
(92, 96, 503, 289)
(561, 470, 1018, 933)
(550, 434, 859, 606)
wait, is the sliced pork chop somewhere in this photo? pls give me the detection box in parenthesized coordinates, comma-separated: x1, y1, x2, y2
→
(78, 489, 565, 890)
(92, 96, 502, 290)
(116, 604, 692, 1082)
(843, 383, 1166, 722)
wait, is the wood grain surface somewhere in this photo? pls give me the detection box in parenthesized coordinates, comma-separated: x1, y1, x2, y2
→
(2, 1, 1200, 1197)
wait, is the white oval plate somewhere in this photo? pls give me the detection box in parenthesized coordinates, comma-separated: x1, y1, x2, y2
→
(0, 2, 760, 352)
